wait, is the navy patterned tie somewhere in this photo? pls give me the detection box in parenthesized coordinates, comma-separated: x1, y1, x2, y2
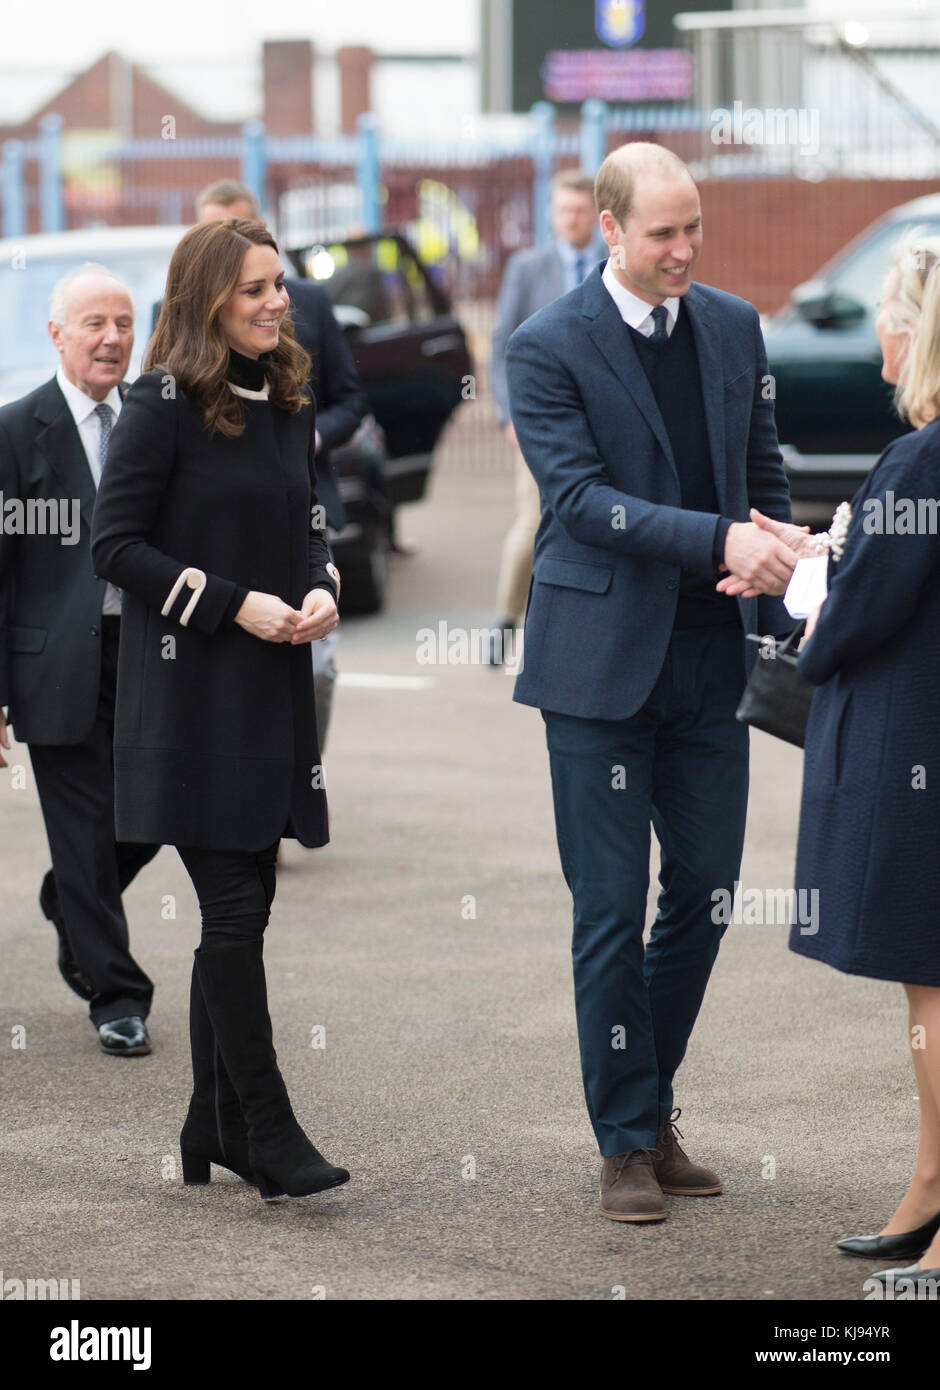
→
(95, 402, 114, 470)
(574, 254, 587, 286)
(650, 305, 669, 342)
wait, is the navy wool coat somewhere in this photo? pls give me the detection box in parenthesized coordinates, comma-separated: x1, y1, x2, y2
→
(792, 420, 940, 985)
(90, 370, 338, 852)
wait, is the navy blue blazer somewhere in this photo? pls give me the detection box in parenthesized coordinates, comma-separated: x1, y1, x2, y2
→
(506, 264, 793, 720)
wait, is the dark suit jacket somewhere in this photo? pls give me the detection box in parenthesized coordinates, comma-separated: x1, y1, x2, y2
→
(0, 376, 129, 745)
(150, 276, 365, 531)
(91, 371, 338, 851)
(506, 266, 793, 721)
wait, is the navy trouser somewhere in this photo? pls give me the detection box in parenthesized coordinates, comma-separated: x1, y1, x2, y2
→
(542, 623, 749, 1157)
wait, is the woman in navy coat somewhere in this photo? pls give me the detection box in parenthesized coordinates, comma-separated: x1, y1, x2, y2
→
(91, 218, 349, 1202)
(790, 231, 940, 1288)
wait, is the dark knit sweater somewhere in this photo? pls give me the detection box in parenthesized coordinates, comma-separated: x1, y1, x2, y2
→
(227, 346, 272, 390)
(627, 305, 738, 628)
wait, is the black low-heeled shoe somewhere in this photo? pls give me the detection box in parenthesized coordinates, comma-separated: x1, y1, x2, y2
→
(836, 1208, 940, 1260)
(868, 1261, 940, 1290)
(180, 1137, 276, 1192)
(249, 1124, 349, 1202)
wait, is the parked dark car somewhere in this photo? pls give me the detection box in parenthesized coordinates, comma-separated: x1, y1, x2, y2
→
(763, 193, 940, 505)
(285, 232, 473, 610)
(0, 225, 472, 615)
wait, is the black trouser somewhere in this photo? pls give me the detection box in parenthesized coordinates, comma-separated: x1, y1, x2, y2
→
(28, 616, 160, 1027)
(176, 841, 280, 947)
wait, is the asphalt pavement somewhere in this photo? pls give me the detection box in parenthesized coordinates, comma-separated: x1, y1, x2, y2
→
(0, 423, 916, 1302)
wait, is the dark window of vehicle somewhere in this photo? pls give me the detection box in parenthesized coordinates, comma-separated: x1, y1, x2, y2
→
(303, 238, 435, 327)
(827, 217, 940, 317)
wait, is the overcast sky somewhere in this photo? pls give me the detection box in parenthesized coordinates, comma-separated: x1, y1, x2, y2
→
(2, 0, 478, 67)
(0, 0, 481, 126)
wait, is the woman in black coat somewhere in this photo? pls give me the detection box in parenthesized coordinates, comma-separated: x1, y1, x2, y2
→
(789, 232, 940, 1289)
(91, 218, 349, 1201)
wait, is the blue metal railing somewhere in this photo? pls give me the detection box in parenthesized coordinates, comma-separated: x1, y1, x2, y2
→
(3, 101, 625, 243)
(2, 99, 844, 245)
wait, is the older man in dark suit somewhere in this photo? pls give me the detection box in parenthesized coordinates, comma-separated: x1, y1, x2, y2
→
(0, 265, 159, 1055)
(485, 169, 607, 662)
(507, 143, 798, 1221)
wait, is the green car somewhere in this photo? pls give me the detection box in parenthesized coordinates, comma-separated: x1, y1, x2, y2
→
(763, 192, 940, 505)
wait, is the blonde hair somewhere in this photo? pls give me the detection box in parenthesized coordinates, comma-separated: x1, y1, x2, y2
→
(881, 228, 940, 428)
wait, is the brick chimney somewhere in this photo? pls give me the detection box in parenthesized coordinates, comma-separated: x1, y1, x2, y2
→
(263, 39, 314, 135)
(337, 46, 373, 134)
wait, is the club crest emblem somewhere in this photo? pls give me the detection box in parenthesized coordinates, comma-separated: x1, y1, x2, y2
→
(596, 0, 644, 48)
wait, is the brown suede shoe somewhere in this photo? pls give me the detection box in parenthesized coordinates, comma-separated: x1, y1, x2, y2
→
(653, 1109, 722, 1195)
(599, 1149, 668, 1222)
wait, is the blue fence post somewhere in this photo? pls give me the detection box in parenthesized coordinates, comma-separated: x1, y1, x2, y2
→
(356, 112, 381, 234)
(2, 140, 26, 239)
(241, 120, 266, 212)
(530, 101, 556, 248)
(38, 113, 64, 233)
(580, 99, 608, 175)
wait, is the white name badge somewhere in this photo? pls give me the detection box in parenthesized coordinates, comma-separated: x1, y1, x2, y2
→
(784, 555, 829, 620)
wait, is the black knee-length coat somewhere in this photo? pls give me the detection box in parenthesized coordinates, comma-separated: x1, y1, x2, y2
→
(90, 368, 338, 851)
(791, 420, 940, 985)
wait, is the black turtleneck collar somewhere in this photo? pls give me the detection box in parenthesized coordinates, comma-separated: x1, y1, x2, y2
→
(227, 346, 272, 391)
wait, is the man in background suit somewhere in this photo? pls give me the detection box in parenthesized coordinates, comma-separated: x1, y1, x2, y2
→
(507, 143, 797, 1221)
(485, 169, 606, 663)
(0, 265, 160, 1055)
(154, 180, 367, 747)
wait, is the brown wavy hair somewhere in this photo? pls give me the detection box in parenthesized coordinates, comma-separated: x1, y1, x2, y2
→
(146, 219, 311, 436)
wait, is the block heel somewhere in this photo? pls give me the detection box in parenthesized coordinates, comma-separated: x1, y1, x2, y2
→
(181, 1147, 211, 1184)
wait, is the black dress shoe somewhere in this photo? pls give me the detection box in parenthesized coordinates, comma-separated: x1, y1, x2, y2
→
(39, 876, 95, 1001)
(868, 1261, 940, 1291)
(98, 1016, 151, 1057)
(837, 1209, 940, 1261)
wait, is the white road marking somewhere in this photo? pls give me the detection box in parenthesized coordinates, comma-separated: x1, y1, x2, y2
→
(337, 672, 437, 690)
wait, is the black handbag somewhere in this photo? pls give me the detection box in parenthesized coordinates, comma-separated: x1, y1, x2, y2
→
(735, 622, 814, 748)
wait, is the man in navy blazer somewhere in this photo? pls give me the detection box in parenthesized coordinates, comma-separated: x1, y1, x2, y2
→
(506, 142, 797, 1222)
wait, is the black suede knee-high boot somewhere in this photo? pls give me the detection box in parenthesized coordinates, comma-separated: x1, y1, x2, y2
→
(179, 958, 256, 1185)
(193, 938, 349, 1200)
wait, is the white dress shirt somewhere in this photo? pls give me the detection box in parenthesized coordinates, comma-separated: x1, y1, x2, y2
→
(601, 259, 679, 338)
(56, 365, 123, 615)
